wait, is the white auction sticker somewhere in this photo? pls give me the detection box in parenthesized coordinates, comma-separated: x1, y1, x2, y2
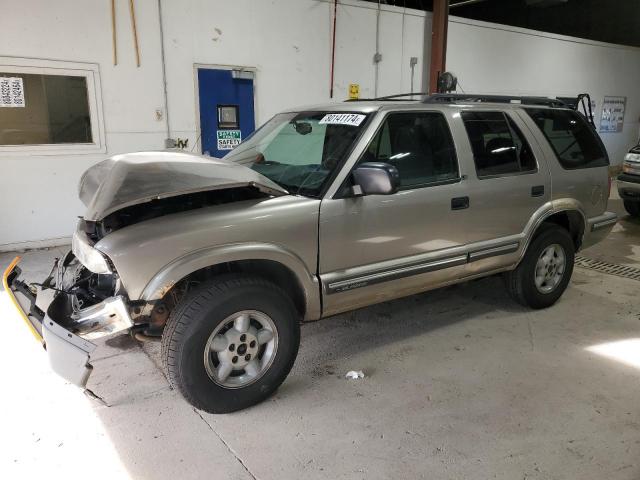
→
(319, 113, 366, 127)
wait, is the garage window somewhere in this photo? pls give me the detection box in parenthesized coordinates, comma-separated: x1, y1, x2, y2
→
(526, 108, 609, 169)
(0, 73, 92, 145)
(461, 111, 537, 178)
(0, 59, 104, 154)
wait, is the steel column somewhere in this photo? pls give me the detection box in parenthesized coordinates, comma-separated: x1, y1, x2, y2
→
(429, 0, 449, 94)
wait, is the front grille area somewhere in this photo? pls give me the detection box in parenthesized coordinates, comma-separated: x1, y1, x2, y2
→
(575, 255, 640, 282)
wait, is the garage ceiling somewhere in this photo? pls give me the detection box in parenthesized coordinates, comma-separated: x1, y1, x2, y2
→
(362, 0, 640, 47)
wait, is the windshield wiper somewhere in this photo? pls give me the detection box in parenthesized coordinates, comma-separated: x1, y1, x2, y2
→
(268, 179, 296, 193)
(269, 179, 319, 197)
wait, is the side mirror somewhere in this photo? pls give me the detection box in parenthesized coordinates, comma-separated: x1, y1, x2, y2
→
(352, 162, 400, 196)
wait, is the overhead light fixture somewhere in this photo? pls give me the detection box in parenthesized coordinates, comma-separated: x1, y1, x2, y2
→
(525, 0, 568, 6)
(450, 0, 491, 8)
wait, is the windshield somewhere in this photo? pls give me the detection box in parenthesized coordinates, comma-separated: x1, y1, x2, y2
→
(224, 111, 371, 197)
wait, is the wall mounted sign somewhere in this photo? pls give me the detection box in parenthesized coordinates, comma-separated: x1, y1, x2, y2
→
(348, 83, 360, 100)
(217, 129, 241, 150)
(0, 77, 25, 107)
(599, 96, 626, 133)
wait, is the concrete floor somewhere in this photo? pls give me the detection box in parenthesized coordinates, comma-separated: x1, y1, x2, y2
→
(1, 195, 639, 480)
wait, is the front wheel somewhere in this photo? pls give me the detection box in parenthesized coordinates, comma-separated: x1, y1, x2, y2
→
(504, 224, 575, 309)
(623, 200, 640, 218)
(161, 276, 300, 413)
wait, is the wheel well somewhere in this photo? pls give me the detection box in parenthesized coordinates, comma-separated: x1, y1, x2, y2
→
(161, 260, 307, 318)
(540, 210, 584, 249)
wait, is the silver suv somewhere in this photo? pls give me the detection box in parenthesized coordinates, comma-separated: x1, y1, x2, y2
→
(6, 94, 617, 413)
(618, 142, 640, 217)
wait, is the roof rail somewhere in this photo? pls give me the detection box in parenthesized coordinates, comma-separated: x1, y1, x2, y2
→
(423, 93, 568, 108)
(344, 92, 427, 102)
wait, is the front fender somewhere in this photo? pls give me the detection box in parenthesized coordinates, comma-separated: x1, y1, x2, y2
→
(140, 242, 321, 321)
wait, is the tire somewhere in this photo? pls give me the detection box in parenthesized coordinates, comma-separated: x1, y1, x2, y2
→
(161, 275, 300, 414)
(623, 200, 640, 218)
(504, 224, 575, 309)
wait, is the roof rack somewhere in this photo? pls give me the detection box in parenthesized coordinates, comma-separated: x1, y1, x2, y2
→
(423, 93, 568, 108)
(344, 92, 427, 102)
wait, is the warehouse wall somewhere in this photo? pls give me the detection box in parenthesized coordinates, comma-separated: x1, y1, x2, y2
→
(0, 0, 167, 250)
(1, 0, 639, 248)
(161, 0, 427, 149)
(447, 16, 640, 167)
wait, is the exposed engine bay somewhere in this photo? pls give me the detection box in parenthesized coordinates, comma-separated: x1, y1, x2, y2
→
(83, 186, 270, 241)
(46, 254, 120, 325)
(46, 253, 165, 340)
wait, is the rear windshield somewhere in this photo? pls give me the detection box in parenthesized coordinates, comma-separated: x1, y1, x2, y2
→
(526, 108, 608, 169)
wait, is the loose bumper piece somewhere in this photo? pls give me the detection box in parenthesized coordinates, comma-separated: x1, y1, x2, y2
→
(4, 255, 133, 387)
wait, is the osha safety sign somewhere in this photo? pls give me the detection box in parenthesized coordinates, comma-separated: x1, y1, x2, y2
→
(217, 130, 242, 150)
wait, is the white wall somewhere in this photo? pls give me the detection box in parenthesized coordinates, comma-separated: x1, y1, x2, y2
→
(1, 1, 639, 249)
(0, 0, 168, 249)
(161, 0, 427, 147)
(448, 16, 640, 166)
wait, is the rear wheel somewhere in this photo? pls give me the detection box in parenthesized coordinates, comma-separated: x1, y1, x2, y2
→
(505, 224, 575, 309)
(623, 200, 640, 218)
(161, 275, 300, 413)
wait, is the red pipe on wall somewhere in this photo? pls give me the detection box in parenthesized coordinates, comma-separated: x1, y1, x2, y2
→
(330, 0, 337, 98)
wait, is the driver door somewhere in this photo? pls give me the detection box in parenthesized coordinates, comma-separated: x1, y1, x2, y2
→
(319, 110, 472, 316)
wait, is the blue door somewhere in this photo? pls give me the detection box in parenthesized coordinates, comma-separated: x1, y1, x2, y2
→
(197, 68, 255, 157)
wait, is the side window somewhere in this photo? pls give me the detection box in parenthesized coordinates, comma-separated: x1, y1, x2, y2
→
(362, 112, 459, 188)
(526, 108, 609, 169)
(461, 111, 537, 177)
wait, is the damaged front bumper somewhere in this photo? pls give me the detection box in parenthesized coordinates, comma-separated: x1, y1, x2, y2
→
(3, 253, 134, 388)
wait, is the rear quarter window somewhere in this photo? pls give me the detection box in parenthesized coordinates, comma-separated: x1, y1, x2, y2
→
(526, 108, 608, 169)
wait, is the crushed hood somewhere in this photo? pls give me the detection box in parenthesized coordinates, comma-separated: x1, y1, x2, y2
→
(79, 151, 288, 221)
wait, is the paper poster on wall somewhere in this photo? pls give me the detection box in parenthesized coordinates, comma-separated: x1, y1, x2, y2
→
(599, 96, 626, 133)
(0, 77, 25, 107)
(217, 130, 241, 150)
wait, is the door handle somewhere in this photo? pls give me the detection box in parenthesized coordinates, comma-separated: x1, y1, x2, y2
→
(531, 185, 545, 197)
(451, 196, 469, 210)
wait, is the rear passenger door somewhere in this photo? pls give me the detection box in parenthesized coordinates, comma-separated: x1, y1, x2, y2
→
(455, 110, 551, 271)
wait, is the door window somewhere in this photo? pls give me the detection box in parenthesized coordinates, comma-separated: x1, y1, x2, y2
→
(525, 108, 608, 169)
(361, 112, 459, 188)
(217, 105, 239, 129)
(461, 111, 537, 177)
